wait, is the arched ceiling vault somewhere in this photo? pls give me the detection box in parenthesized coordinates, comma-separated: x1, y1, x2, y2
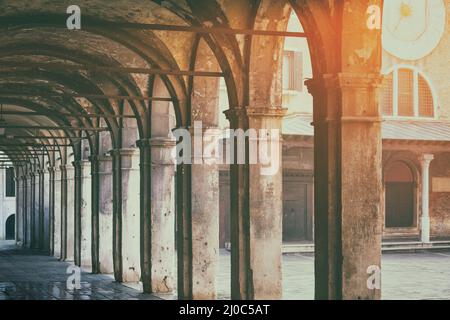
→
(0, 0, 340, 172)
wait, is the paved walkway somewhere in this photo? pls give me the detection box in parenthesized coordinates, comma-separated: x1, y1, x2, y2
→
(1, 241, 450, 300)
(0, 241, 159, 300)
(218, 249, 450, 300)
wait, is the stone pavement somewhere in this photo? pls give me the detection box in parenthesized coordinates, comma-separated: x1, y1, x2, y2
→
(217, 249, 450, 300)
(2, 241, 450, 300)
(0, 241, 159, 300)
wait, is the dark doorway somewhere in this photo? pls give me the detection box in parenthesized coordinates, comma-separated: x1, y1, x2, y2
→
(385, 162, 415, 228)
(5, 214, 15, 240)
(283, 182, 308, 241)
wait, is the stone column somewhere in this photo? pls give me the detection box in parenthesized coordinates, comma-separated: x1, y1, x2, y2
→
(306, 74, 383, 300)
(59, 165, 68, 260)
(31, 171, 37, 249)
(98, 156, 114, 274)
(138, 139, 152, 292)
(90, 156, 100, 273)
(53, 165, 62, 259)
(176, 127, 223, 299)
(421, 154, 434, 244)
(225, 107, 286, 300)
(37, 169, 45, 250)
(73, 161, 82, 266)
(65, 165, 75, 261)
(192, 128, 220, 300)
(111, 148, 141, 282)
(42, 169, 50, 253)
(138, 138, 176, 294)
(23, 175, 30, 247)
(80, 160, 92, 270)
(48, 167, 55, 255)
(15, 175, 22, 245)
(35, 170, 41, 249)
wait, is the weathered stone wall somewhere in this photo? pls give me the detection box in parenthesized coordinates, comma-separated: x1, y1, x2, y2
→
(0, 169, 16, 240)
(221, 137, 450, 243)
(430, 152, 450, 238)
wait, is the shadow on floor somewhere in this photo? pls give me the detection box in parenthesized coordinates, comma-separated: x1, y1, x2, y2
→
(0, 241, 160, 300)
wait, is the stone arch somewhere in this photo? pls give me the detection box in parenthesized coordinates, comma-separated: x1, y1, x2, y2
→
(383, 156, 420, 235)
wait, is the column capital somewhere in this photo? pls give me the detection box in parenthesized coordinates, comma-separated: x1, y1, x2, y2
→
(137, 138, 177, 152)
(421, 154, 434, 165)
(223, 107, 247, 123)
(246, 107, 288, 119)
(224, 107, 287, 123)
(89, 154, 112, 162)
(72, 160, 82, 168)
(187, 125, 222, 135)
(305, 73, 383, 95)
(108, 148, 139, 157)
(109, 148, 140, 170)
(150, 137, 177, 148)
(88, 155, 100, 162)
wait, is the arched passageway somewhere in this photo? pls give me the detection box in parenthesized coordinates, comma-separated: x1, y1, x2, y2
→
(0, 0, 385, 300)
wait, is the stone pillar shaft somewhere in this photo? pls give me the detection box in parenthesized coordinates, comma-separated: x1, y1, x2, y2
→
(226, 107, 286, 300)
(42, 170, 50, 253)
(192, 128, 220, 300)
(139, 138, 176, 294)
(421, 154, 434, 244)
(31, 172, 37, 249)
(65, 165, 75, 261)
(80, 161, 92, 270)
(112, 148, 141, 282)
(307, 74, 383, 300)
(38, 169, 45, 250)
(54, 166, 62, 259)
(23, 176, 30, 247)
(48, 167, 55, 255)
(60, 165, 68, 260)
(15, 176, 22, 244)
(98, 156, 114, 274)
(90, 156, 100, 273)
(176, 162, 191, 299)
(73, 161, 82, 266)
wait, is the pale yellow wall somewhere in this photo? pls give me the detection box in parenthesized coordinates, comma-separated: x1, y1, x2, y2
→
(381, 0, 450, 120)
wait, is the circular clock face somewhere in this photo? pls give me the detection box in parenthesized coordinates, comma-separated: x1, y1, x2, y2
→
(382, 0, 446, 60)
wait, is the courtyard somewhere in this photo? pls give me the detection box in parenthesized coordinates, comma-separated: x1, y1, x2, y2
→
(1, 241, 449, 300)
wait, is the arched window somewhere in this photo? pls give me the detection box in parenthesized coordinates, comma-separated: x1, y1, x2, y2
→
(381, 67, 436, 118)
(385, 162, 415, 228)
(5, 167, 15, 197)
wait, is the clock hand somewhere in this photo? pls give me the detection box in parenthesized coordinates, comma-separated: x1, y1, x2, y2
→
(393, 16, 405, 32)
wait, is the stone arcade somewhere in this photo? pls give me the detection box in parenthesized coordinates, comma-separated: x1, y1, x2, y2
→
(0, 0, 438, 300)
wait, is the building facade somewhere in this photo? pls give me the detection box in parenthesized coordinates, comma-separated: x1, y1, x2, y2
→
(218, 5, 450, 247)
(0, 167, 16, 240)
